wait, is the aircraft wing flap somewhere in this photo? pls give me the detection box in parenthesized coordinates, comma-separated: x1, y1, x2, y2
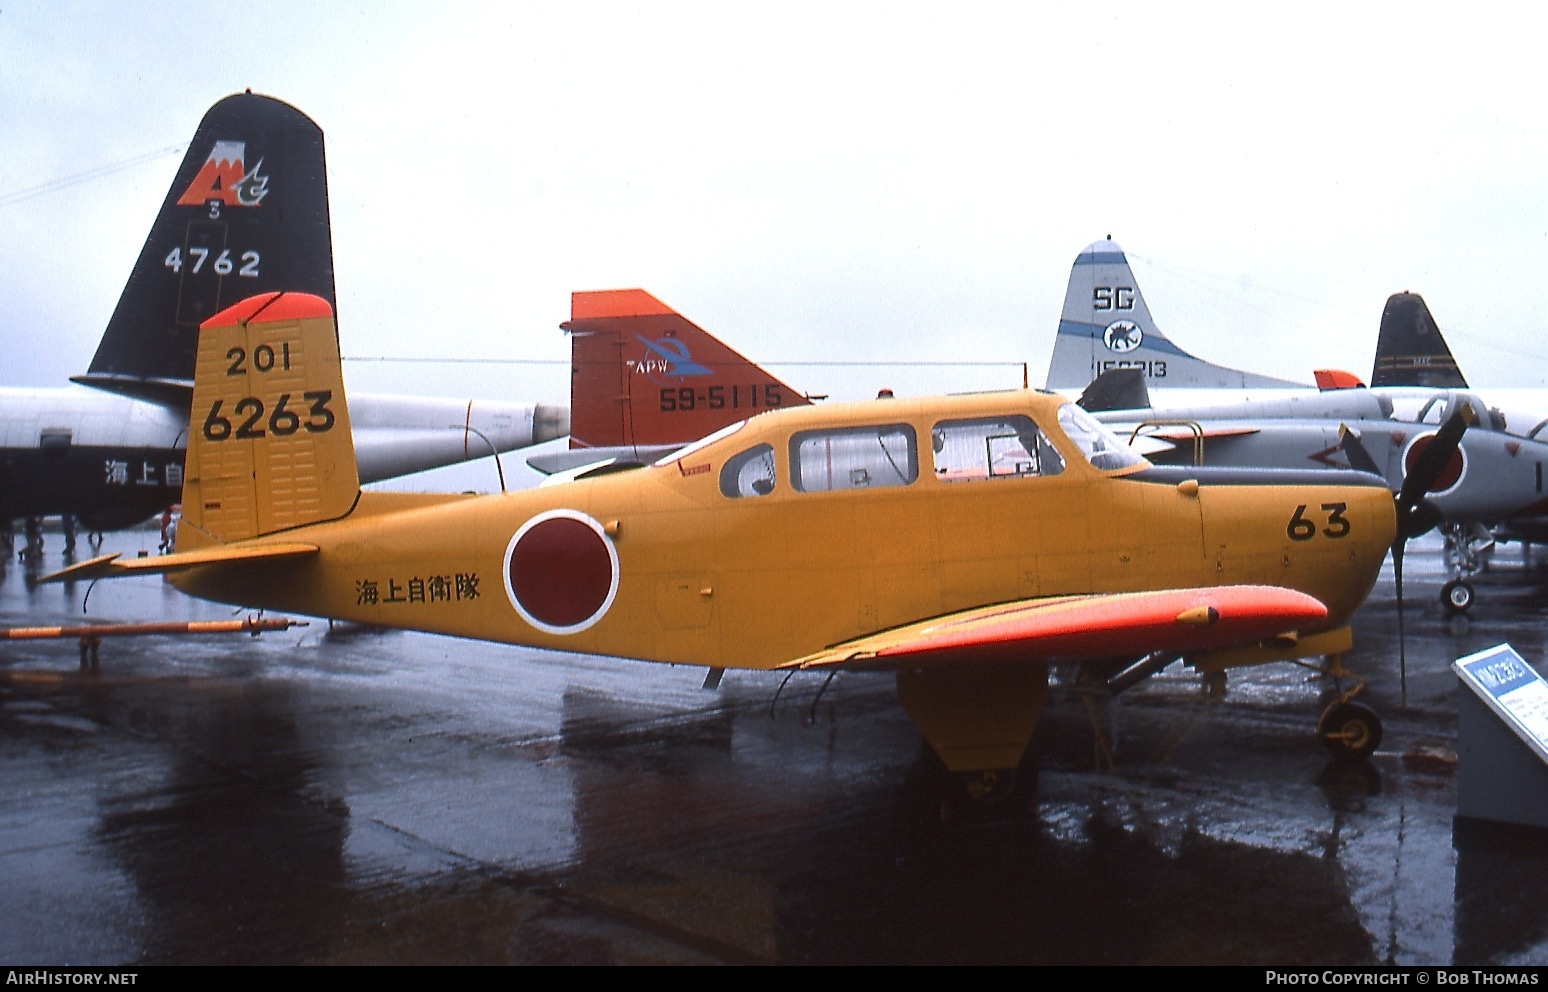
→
(785, 586, 1327, 671)
(41, 542, 320, 584)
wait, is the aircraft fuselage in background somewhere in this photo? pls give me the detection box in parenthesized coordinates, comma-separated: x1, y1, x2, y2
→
(0, 385, 554, 531)
(3, 90, 568, 542)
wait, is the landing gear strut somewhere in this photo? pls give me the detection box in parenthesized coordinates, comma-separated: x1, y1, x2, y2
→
(1439, 521, 1491, 615)
(19, 517, 43, 564)
(1283, 640, 1382, 759)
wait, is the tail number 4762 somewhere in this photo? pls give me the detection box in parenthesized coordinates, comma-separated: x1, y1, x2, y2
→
(1287, 502, 1349, 541)
(202, 390, 335, 441)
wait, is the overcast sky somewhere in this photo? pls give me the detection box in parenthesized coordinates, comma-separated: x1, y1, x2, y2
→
(5, 1, 1548, 422)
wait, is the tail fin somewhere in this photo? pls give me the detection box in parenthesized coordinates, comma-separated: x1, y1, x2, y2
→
(72, 92, 335, 406)
(178, 292, 357, 552)
(1046, 238, 1303, 392)
(562, 289, 810, 451)
(1369, 292, 1468, 388)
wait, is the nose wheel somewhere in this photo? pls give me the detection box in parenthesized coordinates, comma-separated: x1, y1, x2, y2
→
(1317, 700, 1382, 758)
(1441, 578, 1474, 616)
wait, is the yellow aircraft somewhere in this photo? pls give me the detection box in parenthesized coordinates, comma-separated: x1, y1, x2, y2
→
(47, 292, 1460, 805)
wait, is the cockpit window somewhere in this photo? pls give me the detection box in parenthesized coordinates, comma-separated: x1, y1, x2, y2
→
(1416, 396, 1447, 425)
(931, 415, 1064, 482)
(720, 444, 776, 498)
(1057, 403, 1145, 471)
(790, 424, 917, 492)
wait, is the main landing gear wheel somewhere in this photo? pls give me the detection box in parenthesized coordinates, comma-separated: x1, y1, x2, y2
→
(950, 764, 1038, 823)
(1318, 701, 1382, 758)
(1441, 578, 1475, 616)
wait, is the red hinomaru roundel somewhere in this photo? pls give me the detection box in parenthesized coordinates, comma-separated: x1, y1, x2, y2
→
(502, 510, 620, 634)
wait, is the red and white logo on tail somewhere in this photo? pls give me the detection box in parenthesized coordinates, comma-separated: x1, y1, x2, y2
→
(176, 141, 270, 208)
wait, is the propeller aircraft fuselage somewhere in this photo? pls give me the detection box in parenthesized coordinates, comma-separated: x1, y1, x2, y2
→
(52, 293, 1405, 791)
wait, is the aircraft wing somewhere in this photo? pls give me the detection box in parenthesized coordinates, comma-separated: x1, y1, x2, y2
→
(40, 542, 319, 583)
(783, 586, 1326, 671)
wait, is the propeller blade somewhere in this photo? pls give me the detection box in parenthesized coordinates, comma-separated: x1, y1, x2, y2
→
(1338, 424, 1383, 476)
(1395, 405, 1474, 538)
(1393, 538, 1408, 707)
(1387, 405, 1471, 707)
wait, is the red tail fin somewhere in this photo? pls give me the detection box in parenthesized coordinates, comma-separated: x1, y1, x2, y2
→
(564, 289, 810, 450)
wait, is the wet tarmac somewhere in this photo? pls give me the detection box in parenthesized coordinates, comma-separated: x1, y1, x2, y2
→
(3, 527, 1548, 965)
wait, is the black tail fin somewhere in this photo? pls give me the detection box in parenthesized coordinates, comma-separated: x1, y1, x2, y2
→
(71, 92, 335, 406)
(1077, 367, 1151, 412)
(1370, 292, 1468, 388)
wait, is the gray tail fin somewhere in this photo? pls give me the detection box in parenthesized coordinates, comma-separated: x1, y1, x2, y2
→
(1046, 238, 1304, 392)
(1370, 292, 1468, 388)
(71, 92, 336, 408)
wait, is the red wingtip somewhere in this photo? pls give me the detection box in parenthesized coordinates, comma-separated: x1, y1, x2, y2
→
(570, 289, 675, 320)
(1314, 369, 1365, 391)
(203, 292, 333, 328)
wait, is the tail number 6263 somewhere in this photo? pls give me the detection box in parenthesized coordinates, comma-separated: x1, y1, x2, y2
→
(202, 390, 335, 441)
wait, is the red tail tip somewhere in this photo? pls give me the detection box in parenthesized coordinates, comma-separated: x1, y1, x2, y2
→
(203, 292, 333, 328)
(571, 289, 675, 320)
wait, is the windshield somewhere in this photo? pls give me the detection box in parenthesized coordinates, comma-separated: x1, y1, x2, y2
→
(654, 419, 748, 467)
(1057, 403, 1145, 471)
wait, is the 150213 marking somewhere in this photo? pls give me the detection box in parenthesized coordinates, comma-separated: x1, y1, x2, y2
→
(201, 391, 335, 441)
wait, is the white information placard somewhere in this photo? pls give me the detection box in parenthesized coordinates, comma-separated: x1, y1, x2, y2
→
(1453, 643, 1548, 765)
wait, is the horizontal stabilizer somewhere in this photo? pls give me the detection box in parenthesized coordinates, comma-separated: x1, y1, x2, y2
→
(40, 542, 318, 584)
(785, 586, 1327, 671)
(1146, 425, 1261, 443)
(527, 444, 681, 476)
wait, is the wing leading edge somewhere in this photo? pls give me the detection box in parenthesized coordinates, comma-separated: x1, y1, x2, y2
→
(785, 586, 1328, 671)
